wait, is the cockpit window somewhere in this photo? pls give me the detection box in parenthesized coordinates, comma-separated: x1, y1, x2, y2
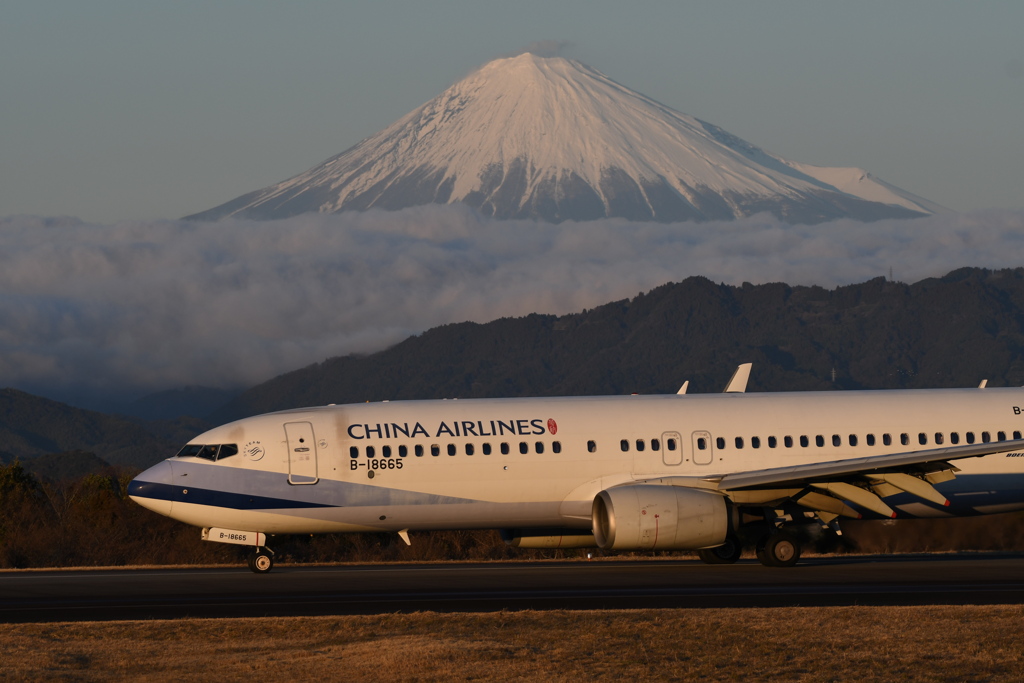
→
(176, 444, 204, 458)
(176, 443, 239, 461)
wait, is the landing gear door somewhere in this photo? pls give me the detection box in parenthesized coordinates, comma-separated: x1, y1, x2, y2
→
(285, 421, 319, 484)
(691, 430, 714, 466)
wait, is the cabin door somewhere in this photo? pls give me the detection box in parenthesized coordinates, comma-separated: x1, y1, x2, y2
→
(661, 431, 683, 466)
(691, 430, 714, 466)
(285, 421, 319, 484)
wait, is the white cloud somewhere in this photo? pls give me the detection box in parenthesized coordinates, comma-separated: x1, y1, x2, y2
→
(1, 206, 1023, 407)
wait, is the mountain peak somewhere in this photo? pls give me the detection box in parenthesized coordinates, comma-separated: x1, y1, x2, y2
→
(185, 57, 940, 223)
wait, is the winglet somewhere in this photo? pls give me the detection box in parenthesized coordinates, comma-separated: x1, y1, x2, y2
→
(676, 381, 689, 395)
(978, 379, 988, 389)
(723, 363, 752, 393)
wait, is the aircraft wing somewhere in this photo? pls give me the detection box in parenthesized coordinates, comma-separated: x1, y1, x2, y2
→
(716, 439, 1024, 490)
(647, 439, 1024, 518)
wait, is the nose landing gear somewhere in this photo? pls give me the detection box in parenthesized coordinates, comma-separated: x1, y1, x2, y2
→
(247, 547, 275, 573)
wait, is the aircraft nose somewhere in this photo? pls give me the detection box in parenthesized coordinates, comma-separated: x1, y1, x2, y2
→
(128, 460, 175, 517)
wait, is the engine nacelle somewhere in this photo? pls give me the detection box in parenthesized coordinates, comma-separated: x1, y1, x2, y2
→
(592, 485, 730, 550)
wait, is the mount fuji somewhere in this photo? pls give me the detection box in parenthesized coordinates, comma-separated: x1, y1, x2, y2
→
(186, 53, 943, 224)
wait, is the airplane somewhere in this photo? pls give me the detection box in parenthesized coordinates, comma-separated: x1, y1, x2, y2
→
(129, 366, 1024, 572)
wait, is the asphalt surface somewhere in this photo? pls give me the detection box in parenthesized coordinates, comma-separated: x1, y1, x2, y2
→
(2, 554, 1023, 623)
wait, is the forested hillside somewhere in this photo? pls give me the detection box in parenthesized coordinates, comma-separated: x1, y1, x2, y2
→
(0, 389, 205, 471)
(214, 268, 1024, 421)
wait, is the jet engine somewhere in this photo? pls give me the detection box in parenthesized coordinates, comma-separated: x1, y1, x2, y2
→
(592, 485, 730, 550)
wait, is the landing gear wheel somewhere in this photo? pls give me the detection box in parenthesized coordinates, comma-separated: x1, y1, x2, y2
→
(697, 536, 743, 564)
(756, 533, 801, 568)
(248, 548, 274, 574)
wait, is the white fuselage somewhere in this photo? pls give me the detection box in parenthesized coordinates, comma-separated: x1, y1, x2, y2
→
(129, 388, 1024, 536)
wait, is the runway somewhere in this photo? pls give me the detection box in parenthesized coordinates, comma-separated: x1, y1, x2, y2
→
(3, 553, 1024, 623)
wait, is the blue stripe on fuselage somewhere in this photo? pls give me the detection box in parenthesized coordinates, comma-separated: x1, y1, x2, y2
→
(127, 479, 334, 510)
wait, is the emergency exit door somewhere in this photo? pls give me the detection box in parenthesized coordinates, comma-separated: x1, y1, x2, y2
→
(285, 421, 318, 484)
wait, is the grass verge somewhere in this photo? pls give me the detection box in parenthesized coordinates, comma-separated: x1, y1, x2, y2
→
(2, 605, 1022, 681)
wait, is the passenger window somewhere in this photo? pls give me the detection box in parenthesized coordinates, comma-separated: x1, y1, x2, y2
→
(751, 437, 760, 449)
(587, 440, 597, 453)
(866, 434, 875, 446)
(431, 444, 440, 456)
(800, 435, 809, 448)
(367, 446, 376, 458)
(415, 444, 424, 457)
(982, 431, 991, 443)
(465, 443, 474, 455)
(848, 435, 857, 447)
(535, 442, 544, 454)
(784, 436, 793, 448)
(218, 445, 238, 459)
(176, 444, 203, 458)
(667, 439, 677, 451)
(832, 435, 841, 447)
(350, 446, 359, 459)
(636, 439, 645, 452)
(966, 432, 976, 444)
(998, 431, 1006, 441)
(620, 439, 630, 452)
(934, 433, 944, 445)
(382, 445, 392, 458)
(901, 433, 910, 446)
(768, 436, 777, 448)
(735, 437, 744, 449)
(815, 435, 824, 448)
(918, 433, 927, 446)
(519, 442, 529, 454)
(1015, 431, 1022, 440)
(483, 443, 492, 455)
(552, 441, 561, 454)
(651, 439, 660, 451)
(501, 442, 510, 455)
(883, 433, 892, 446)
(447, 444, 457, 456)
(716, 437, 725, 450)
(950, 432, 960, 445)
(399, 445, 408, 457)
(697, 437, 707, 450)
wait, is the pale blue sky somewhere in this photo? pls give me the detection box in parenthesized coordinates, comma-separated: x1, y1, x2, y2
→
(2, 1, 1022, 222)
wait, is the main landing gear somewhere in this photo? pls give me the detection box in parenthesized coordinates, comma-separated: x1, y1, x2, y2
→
(247, 547, 275, 574)
(697, 535, 743, 564)
(697, 531, 802, 567)
(755, 532, 801, 568)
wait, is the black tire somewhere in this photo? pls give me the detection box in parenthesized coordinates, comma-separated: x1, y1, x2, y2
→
(697, 536, 743, 564)
(249, 549, 274, 574)
(757, 533, 800, 568)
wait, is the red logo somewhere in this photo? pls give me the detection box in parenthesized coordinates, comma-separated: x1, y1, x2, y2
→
(547, 418, 557, 435)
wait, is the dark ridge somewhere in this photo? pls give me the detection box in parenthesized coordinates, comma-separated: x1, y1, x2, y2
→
(210, 267, 1024, 422)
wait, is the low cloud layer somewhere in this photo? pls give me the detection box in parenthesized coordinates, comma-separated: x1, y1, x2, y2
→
(2, 206, 1023, 407)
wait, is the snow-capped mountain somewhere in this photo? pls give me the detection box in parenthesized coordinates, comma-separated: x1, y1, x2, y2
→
(186, 54, 942, 223)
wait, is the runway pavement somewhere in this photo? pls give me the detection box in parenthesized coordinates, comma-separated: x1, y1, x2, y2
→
(2, 553, 1023, 623)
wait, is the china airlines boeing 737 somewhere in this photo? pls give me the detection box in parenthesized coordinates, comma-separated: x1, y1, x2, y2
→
(129, 366, 1024, 572)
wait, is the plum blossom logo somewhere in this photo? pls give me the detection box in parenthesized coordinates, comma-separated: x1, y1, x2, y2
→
(245, 441, 266, 461)
(547, 418, 557, 435)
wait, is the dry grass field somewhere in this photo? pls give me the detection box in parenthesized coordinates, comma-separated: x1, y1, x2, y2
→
(2, 606, 1022, 681)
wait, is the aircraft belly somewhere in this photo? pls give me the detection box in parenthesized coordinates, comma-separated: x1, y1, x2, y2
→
(168, 499, 566, 534)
